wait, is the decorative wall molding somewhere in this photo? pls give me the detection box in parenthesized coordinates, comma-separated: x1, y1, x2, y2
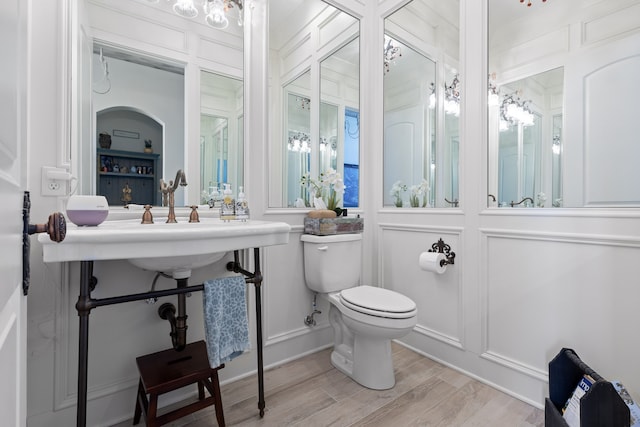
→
(53, 261, 143, 410)
(265, 323, 331, 347)
(481, 350, 548, 382)
(279, 34, 312, 83)
(378, 223, 464, 348)
(480, 227, 640, 248)
(54, 263, 72, 410)
(198, 36, 243, 73)
(413, 324, 463, 349)
(582, 1, 640, 47)
(479, 227, 640, 384)
(87, 2, 189, 55)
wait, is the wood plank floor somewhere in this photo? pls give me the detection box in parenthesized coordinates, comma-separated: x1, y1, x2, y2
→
(125, 343, 544, 426)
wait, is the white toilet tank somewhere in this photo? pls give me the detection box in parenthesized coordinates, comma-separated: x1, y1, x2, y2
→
(301, 233, 362, 293)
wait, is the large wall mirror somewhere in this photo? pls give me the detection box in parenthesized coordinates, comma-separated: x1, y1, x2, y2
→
(200, 70, 244, 205)
(488, 0, 640, 208)
(93, 46, 184, 206)
(81, 1, 244, 208)
(268, 0, 360, 209)
(383, 0, 460, 208)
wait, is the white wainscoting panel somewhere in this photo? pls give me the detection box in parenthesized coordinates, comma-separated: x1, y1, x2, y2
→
(317, 9, 359, 53)
(582, 1, 640, 47)
(88, 2, 188, 54)
(584, 55, 640, 206)
(481, 229, 640, 395)
(379, 224, 463, 349)
(198, 36, 243, 73)
(263, 230, 325, 345)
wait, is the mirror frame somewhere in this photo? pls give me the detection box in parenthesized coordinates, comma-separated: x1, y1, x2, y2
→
(383, 0, 461, 209)
(268, 0, 361, 210)
(487, 0, 640, 208)
(76, 0, 245, 211)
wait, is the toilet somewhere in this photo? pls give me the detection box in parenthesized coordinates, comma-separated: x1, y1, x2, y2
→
(301, 233, 417, 390)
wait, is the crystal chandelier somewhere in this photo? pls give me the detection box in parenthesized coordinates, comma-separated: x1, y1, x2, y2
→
(444, 75, 461, 116)
(288, 132, 311, 153)
(499, 93, 534, 130)
(488, 74, 500, 106)
(319, 137, 337, 156)
(427, 76, 461, 116)
(520, 0, 547, 7)
(383, 35, 402, 74)
(295, 96, 310, 110)
(147, 0, 243, 29)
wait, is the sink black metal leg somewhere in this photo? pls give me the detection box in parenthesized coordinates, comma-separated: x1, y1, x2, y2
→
(253, 248, 265, 417)
(74, 248, 267, 425)
(76, 260, 94, 427)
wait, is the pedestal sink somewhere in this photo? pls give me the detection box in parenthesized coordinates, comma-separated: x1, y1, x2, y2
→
(39, 217, 291, 266)
(128, 252, 227, 279)
(38, 216, 291, 427)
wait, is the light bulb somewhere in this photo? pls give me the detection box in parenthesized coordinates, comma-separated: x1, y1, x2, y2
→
(488, 92, 500, 106)
(173, 0, 198, 18)
(204, 0, 229, 29)
(429, 93, 436, 109)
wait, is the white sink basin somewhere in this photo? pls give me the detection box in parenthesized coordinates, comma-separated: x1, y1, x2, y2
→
(128, 252, 227, 278)
(39, 217, 291, 277)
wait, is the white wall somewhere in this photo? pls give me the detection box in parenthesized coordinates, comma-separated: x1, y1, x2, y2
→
(25, 0, 640, 426)
(377, 0, 640, 409)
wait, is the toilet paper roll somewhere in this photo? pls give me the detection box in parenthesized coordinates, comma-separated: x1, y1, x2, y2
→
(419, 252, 447, 274)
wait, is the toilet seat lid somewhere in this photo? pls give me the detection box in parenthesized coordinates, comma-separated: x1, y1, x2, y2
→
(339, 286, 417, 319)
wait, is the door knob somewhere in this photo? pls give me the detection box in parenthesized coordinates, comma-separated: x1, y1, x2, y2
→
(27, 211, 67, 242)
(23, 191, 66, 295)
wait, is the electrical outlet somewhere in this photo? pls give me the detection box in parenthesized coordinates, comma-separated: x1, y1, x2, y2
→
(41, 166, 68, 196)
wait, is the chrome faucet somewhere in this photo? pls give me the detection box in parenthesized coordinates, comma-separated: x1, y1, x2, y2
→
(160, 170, 188, 223)
(510, 197, 534, 207)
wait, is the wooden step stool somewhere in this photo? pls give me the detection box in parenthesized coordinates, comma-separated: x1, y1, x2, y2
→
(133, 340, 225, 426)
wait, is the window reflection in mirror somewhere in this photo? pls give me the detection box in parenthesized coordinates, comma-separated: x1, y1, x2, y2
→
(490, 68, 563, 208)
(488, 0, 640, 208)
(284, 72, 311, 207)
(200, 70, 243, 205)
(551, 114, 563, 206)
(383, 0, 460, 208)
(319, 102, 338, 173)
(320, 37, 360, 208)
(268, 0, 360, 209)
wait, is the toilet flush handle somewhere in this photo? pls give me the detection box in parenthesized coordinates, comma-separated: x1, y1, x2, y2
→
(317, 245, 329, 251)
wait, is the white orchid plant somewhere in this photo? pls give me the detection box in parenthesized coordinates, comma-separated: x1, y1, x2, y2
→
(390, 180, 407, 207)
(390, 179, 429, 208)
(301, 168, 346, 214)
(410, 179, 430, 207)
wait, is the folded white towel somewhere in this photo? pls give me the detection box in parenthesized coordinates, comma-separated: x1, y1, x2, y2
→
(202, 276, 250, 368)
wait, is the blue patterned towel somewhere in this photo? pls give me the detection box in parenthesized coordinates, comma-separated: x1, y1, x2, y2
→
(202, 276, 250, 368)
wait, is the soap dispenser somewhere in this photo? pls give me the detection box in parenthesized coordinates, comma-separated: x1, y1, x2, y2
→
(208, 184, 219, 208)
(220, 183, 236, 221)
(236, 186, 249, 221)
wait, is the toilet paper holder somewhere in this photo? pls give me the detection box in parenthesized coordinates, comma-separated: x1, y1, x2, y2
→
(428, 238, 456, 266)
